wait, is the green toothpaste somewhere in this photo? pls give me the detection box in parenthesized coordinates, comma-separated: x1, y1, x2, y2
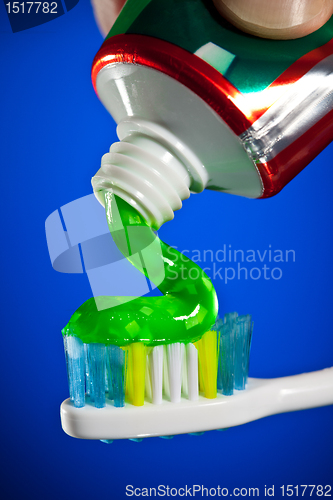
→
(62, 193, 218, 346)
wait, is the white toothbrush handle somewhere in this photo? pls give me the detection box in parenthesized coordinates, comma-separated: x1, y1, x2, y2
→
(251, 367, 333, 416)
(61, 368, 333, 440)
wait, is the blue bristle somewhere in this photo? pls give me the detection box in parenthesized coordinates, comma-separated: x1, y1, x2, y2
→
(105, 362, 110, 396)
(217, 358, 222, 392)
(243, 315, 254, 386)
(100, 439, 113, 444)
(84, 343, 90, 397)
(224, 312, 238, 326)
(214, 312, 253, 395)
(85, 343, 95, 403)
(218, 323, 235, 395)
(107, 345, 126, 407)
(212, 316, 224, 331)
(63, 336, 73, 401)
(88, 344, 106, 408)
(234, 317, 246, 390)
(63, 335, 85, 408)
(129, 438, 143, 442)
(234, 315, 252, 390)
(105, 347, 114, 401)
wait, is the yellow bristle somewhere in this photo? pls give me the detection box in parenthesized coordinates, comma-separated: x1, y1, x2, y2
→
(123, 346, 131, 399)
(194, 341, 205, 393)
(130, 343, 146, 406)
(196, 330, 218, 399)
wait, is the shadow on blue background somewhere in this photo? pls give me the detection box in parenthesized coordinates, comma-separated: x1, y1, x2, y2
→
(0, 1, 332, 498)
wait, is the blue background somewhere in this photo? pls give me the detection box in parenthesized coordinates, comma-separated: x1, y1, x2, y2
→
(1, 1, 332, 498)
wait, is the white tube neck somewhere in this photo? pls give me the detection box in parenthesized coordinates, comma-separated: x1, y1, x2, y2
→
(92, 118, 208, 229)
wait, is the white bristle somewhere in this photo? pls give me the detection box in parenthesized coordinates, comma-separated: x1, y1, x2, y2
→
(186, 343, 199, 401)
(149, 346, 164, 404)
(181, 343, 188, 397)
(163, 345, 170, 399)
(167, 343, 182, 403)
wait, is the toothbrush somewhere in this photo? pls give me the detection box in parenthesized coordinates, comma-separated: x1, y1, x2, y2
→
(60, 298, 333, 442)
(61, 367, 333, 441)
(51, 0, 333, 440)
(59, 194, 333, 441)
(60, 310, 333, 441)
